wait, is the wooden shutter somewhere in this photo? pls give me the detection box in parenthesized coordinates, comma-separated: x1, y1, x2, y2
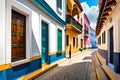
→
(58, 29, 62, 51)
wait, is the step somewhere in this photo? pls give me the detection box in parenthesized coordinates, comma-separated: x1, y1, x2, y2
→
(102, 65, 120, 80)
(94, 53, 108, 80)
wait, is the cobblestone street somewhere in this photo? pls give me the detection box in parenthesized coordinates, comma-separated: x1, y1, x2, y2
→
(34, 49, 97, 80)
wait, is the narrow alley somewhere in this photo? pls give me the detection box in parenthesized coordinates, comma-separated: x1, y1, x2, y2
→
(34, 50, 97, 80)
(1, 0, 120, 80)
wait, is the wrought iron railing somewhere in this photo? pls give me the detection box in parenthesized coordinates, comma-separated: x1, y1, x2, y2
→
(66, 14, 82, 31)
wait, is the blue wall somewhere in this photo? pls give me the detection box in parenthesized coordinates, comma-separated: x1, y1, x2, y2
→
(90, 29, 97, 48)
(48, 53, 65, 64)
(0, 70, 6, 80)
(0, 58, 41, 80)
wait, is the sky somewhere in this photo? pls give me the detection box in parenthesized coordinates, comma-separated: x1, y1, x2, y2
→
(80, 0, 99, 29)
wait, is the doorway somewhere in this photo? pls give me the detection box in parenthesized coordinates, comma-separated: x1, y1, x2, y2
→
(109, 27, 114, 64)
(41, 21, 48, 64)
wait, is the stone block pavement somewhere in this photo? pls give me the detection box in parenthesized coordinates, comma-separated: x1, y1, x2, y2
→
(34, 49, 97, 80)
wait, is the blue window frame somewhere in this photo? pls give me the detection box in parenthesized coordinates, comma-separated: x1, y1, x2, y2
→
(57, 0, 62, 10)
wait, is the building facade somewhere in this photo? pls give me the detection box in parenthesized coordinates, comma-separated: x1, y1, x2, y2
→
(89, 27, 97, 48)
(66, 0, 83, 57)
(83, 13, 91, 49)
(96, 0, 120, 73)
(0, 0, 66, 79)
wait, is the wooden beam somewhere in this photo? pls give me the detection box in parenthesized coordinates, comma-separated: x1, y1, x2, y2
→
(101, 17, 107, 20)
(103, 7, 112, 14)
(105, 0, 117, 9)
(102, 13, 109, 17)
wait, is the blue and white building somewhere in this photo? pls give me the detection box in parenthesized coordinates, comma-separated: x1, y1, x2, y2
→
(0, 0, 66, 79)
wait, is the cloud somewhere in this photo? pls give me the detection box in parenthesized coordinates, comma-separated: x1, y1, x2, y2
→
(81, 2, 98, 29)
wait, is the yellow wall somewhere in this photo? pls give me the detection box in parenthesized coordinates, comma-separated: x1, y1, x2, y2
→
(66, 30, 80, 56)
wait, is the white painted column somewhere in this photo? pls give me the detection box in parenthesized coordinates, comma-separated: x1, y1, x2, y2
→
(49, 22, 57, 53)
(114, 18, 120, 52)
(0, 0, 5, 65)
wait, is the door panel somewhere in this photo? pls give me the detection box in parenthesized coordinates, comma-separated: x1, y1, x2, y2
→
(42, 21, 48, 64)
(110, 27, 114, 64)
(58, 29, 62, 51)
(11, 10, 26, 62)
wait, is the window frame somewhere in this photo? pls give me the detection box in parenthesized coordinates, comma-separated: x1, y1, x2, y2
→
(57, 29, 62, 51)
(73, 37, 75, 47)
(11, 10, 26, 62)
(57, 0, 62, 10)
(66, 35, 69, 46)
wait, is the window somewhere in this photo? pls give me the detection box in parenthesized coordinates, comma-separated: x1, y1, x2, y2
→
(11, 10, 26, 62)
(73, 37, 75, 47)
(102, 31, 106, 43)
(58, 29, 62, 51)
(66, 35, 69, 46)
(81, 18, 82, 24)
(57, 0, 62, 10)
(98, 36, 101, 45)
(76, 38, 78, 47)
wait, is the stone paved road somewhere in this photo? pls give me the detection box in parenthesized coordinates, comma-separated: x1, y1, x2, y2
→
(34, 49, 97, 80)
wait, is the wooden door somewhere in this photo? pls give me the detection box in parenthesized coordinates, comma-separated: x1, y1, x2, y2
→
(11, 10, 26, 62)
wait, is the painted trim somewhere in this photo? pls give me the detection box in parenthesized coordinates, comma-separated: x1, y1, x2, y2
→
(20, 64, 57, 80)
(48, 51, 65, 56)
(30, 55, 41, 61)
(102, 65, 115, 80)
(0, 63, 12, 71)
(29, 0, 66, 26)
(0, 55, 41, 71)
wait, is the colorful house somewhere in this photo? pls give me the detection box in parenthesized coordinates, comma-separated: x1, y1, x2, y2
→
(83, 13, 91, 49)
(89, 27, 97, 48)
(66, 0, 83, 57)
(96, 0, 120, 73)
(0, 0, 66, 79)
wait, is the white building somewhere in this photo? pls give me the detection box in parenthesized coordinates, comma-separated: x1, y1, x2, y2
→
(0, 0, 66, 79)
(96, 0, 120, 73)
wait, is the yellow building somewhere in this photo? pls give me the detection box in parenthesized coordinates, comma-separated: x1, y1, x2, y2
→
(66, 0, 83, 57)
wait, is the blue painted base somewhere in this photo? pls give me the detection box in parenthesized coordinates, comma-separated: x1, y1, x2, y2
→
(113, 53, 120, 73)
(48, 52, 65, 64)
(0, 58, 41, 80)
(0, 70, 6, 80)
(98, 48, 108, 60)
(98, 48, 120, 73)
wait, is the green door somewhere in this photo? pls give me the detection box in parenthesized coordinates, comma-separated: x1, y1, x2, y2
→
(42, 21, 48, 64)
(58, 29, 62, 51)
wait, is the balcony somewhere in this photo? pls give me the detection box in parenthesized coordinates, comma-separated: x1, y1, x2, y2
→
(84, 30, 89, 38)
(84, 30, 88, 34)
(66, 14, 82, 34)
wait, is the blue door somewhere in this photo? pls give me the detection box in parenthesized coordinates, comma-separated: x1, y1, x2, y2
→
(110, 27, 114, 64)
(42, 21, 48, 64)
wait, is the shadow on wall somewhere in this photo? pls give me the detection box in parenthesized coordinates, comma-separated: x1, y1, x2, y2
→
(32, 30, 40, 55)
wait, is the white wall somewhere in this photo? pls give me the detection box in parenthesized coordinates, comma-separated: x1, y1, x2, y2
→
(6, 0, 32, 64)
(97, 3, 120, 52)
(2, 0, 65, 65)
(45, 0, 66, 20)
(0, 0, 5, 65)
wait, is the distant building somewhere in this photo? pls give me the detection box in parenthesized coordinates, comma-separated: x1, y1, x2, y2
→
(0, 0, 66, 79)
(66, 0, 83, 57)
(96, 0, 120, 73)
(89, 27, 97, 48)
